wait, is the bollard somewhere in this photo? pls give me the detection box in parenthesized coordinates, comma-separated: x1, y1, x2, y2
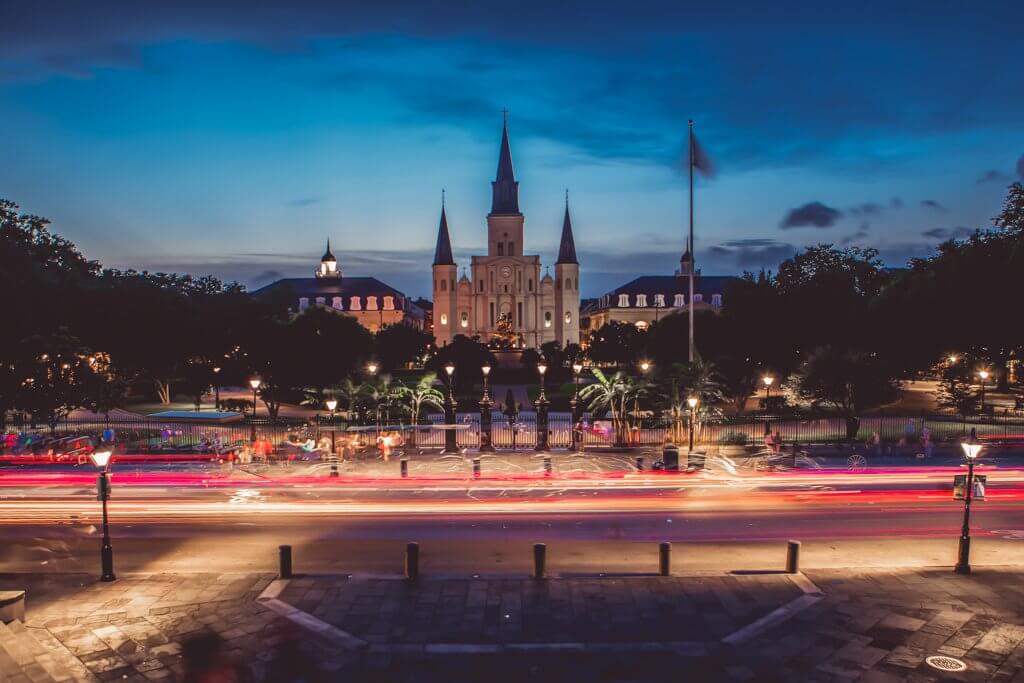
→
(543, 455, 552, 475)
(533, 543, 547, 579)
(785, 540, 801, 574)
(635, 456, 644, 471)
(405, 542, 419, 580)
(279, 544, 293, 579)
(400, 458, 408, 478)
(659, 542, 671, 576)
(472, 457, 481, 479)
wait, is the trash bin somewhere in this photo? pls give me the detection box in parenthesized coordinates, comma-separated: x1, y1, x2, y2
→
(662, 445, 679, 471)
(687, 449, 707, 470)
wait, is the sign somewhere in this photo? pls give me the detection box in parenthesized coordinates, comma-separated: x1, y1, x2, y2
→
(953, 474, 987, 501)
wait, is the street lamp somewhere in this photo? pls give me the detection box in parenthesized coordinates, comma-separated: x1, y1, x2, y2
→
(687, 396, 699, 453)
(640, 360, 651, 373)
(366, 362, 380, 433)
(479, 365, 495, 453)
(212, 366, 221, 410)
(535, 363, 549, 451)
(367, 362, 378, 376)
(442, 362, 458, 454)
(248, 377, 261, 441)
(762, 375, 774, 435)
(978, 370, 990, 413)
(325, 398, 339, 478)
(90, 449, 116, 582)
(571, 363, 584, 452)
(955, 440, 984, 575)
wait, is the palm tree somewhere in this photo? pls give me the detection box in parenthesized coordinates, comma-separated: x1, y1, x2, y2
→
(654, 360, 726, 445)
(396, 373, 444, 446)
(580, 368, 648, 446)
(361, 373, 405, 428)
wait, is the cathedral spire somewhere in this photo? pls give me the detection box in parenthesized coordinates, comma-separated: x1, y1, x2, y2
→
(556, 191, 578, 265)
(432, 196, 455, 266)
(321, 238, 335, 262)
(490, 111, 521, 215)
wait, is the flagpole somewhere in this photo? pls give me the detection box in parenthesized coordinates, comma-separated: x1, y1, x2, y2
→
(688, 119, 695, 363)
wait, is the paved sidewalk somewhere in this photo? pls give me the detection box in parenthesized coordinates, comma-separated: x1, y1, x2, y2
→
(1, 567, 1023, 681)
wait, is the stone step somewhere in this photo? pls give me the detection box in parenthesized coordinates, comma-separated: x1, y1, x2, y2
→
(0, 621, 94, 683)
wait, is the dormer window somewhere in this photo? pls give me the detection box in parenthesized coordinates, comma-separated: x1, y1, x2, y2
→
(383, 296, 395, 310)
(367, 296, 378, 310)
(298, 297, 309, 311)
(711, 294, 722, 308)
(693, 294, 703, 305)
(618, 294, 629, 307)
(349, 296, 361, 311)
(673, 294, 685, 307)
(332, 297, 343, 310)
(654, 294, 665, 308)
(315, 296, 325, 306)
(636, 294, 648, 307)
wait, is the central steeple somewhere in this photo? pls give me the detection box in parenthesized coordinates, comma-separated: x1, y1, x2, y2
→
(490, 112, 521, 216)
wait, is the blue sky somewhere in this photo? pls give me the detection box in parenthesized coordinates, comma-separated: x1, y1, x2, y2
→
(1, 1, 1022, 298)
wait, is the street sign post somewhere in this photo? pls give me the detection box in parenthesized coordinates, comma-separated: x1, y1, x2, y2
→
(953, 474, 986, 501)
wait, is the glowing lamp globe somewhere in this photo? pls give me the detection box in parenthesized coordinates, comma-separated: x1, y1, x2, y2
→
(325, 398, 338, 412)
(687, 396, 699, 409)
(367, 363, 378, 375)
(763, 376, 774, 387)
(572, 363, 583, 374)
(537, 364, 547, 376)
(978, 370, 990, 381)
(90, 450, 113, 469)
(961, 442, 983, 460)
(481, 365, 491, 376)
(640, 361, 651, 372)
(248, 378, 261, 390)
(444, 363, 455, 376)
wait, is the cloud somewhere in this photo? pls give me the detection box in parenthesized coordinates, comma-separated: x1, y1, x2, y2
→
(706, 239, 799, 268)
(848, 202, 882, 216)
(840, 230, 870, 245)
(287, 197, 320, 207)
(921, 226, 973, 240)
(977, 169, 1011, 184)
(920, 199, 946, 211)
(779, 202, 842, 229)
(889, 197, 904, 209)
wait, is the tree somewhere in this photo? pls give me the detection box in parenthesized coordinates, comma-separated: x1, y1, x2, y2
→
(652, 360, 725, 444)
(937, 371, 979, 416)
(427, 335, 495, 396)
(396, 373, 445, 446)
(793, 347, 900, 439)
(579, 368, 648, 446)
(587, 321, 643, 366)
(14, 330, 100, 427)
(993, 181, 1024, 232)
(375, 324, 433, 371)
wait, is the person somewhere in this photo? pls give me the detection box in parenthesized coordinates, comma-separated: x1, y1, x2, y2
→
(763, 430, 776, 455)
(869, 431, 881, 456)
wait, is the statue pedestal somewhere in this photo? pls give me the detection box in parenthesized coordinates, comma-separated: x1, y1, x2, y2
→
(492, 349, 525, 369)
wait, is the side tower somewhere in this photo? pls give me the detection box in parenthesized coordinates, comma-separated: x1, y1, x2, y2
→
(432, 200, 458, 346)
(487, 115, 525, 257)
(554, 196, 580, 347)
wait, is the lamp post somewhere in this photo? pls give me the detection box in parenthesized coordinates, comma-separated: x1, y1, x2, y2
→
(325, 398, 339, 477)
(978, 370, 990, 413)
(442, 362, 458, 454)
(955, 441, 984, 575)
(212, 366, 221, 410)
(687, 396, 699, 453)
(638, 361, 651, 440)
(479, 364, 495, 453)
(535, 363, 549, 452)
(248, 377, 261, 441)
(762, 375, 774, 435)
(90, 449, 116, 582)
(571, 363, 583, 453)
(367, 363, 380, 435)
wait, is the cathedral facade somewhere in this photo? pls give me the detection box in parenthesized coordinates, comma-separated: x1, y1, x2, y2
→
(432, 119, 580, 349)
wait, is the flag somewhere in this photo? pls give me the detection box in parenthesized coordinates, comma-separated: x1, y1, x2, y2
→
(690, 129, 716, 178)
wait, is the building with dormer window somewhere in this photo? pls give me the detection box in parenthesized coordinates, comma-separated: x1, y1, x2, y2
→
(251, 239, 425, 332)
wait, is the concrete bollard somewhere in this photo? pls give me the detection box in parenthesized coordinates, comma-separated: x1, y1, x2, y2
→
(659, 542, 671, 576)
(472, 457, 481, 479)
(785, 540, 801, 574)
(543, 455, 552, 475)
(279, 544, 293, 579)
(405, 542, 419, 580)
(636, 456, 644, 471)
(533, 543, 547, 579)
(400, 458, 408, 478)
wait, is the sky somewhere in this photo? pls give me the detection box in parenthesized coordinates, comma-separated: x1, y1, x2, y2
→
(2, 1, 1022, 298)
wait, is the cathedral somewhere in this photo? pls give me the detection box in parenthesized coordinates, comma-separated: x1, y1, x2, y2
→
(432, 118, 580, 349)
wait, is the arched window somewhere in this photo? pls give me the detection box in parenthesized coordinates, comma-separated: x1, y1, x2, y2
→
(564, 312, 572, 325)
(673, 294, 685, 307)
(497, 242, 504, 256)
(440, 313, 448, 326)
(711, 294, 722, 308)
(441, 279, 447, 292)
(460, 312, 469, 328)
(544, 311, 553, 328)
(636, 294, 648, 307)
(618, 294, 629, 307)
(349, 296, 362, 310)
(479, 280, 484, 292)
(528, 279, 534, 292)
(383, 296, 395, 310)
(565, 277, 571, 290)
(508, 241, 515, 256)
